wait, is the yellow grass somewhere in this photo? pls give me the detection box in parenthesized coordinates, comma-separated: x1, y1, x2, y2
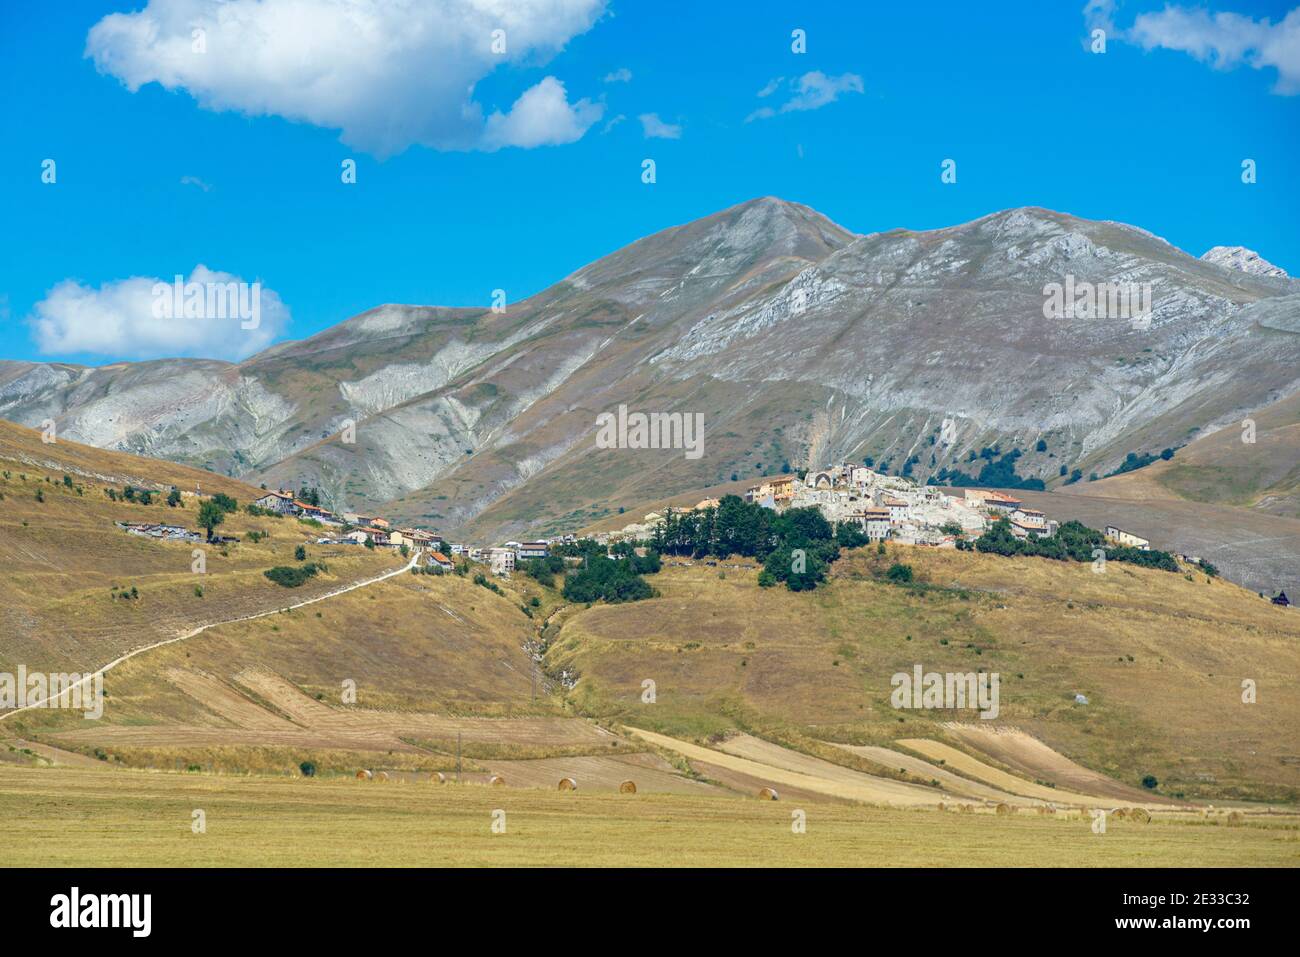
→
(552, 549, 1300, 804)
(2, 764, 1295, 867)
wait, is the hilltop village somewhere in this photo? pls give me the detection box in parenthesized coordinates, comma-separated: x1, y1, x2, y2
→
(114, 466, 1175, 581)
(608, 463, 1103, 549)
(107, 465, 1294, 604)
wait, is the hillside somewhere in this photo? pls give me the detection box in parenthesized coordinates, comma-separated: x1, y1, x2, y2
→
(545, 547, 1300, 804)
(0, 419, 404, 674)
(3, 199, 1297, 544)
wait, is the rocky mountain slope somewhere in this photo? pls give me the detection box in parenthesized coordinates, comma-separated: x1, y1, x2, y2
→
(2, 198, 1297, 540)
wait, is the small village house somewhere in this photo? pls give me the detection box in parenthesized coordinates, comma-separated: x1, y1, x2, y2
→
(252, 490, 297, 514)
(426, 551, 454, 572)
(515, 541, 549, 560)
(850, 507, 892, 541)
(1105, 525, 1151, 550)
(488, 547, 516, 576)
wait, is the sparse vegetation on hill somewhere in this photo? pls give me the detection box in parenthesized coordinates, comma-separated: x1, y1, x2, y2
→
(648, 495, 867, 591)
(933, 447, 1046, 491)
(968, 518, 1179, 571)
(1104, 448, 1176, 478)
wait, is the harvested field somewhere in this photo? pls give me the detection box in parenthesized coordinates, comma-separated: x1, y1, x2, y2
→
(48, 664, 616, 755)
(3, 764, 1296, 867)
(825, 742, 1035, 805)
(629, 728, 950, 806)
(480, 752, 717, 795)
(897, 738, 1176, 808)
(944, 724, 1161, 804)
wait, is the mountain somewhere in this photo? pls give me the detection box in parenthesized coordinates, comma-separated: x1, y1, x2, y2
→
(1202, 245, 1289, 279)
(2, 198, 1298, 542)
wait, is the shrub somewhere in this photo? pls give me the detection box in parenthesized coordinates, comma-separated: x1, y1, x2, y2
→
(294, 545, 307, 561)
(264, 563, 320, 588)
(299, 761, 316, 777)
(1141, 775, 1158, 790)
(886, 562, 915, 583)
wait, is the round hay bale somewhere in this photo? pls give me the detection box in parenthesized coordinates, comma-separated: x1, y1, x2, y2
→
(758, 786, 779, 801)
(1036, 804, 1056, 816)
(936, 801, 946, 812)
(619, 780, 637, 794)
(1227, 810, 1244, 826)
(1129, 807, 1151, 824)
(558, 777, 578, 792)
(355, 769, 373, 781)
(430, 771, 446, 785)
(959, 804, 974, 814)
(488, 774, 505, 787)
(376, 771, 389, 782)
(995, 803, 1013, 816)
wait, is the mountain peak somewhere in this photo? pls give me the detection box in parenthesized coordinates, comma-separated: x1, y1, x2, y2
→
(1201, 245, 1289, 279)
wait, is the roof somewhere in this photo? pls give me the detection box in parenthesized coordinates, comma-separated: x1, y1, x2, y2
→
(428, 551, 452, 564)
(882, 496, 908, 506)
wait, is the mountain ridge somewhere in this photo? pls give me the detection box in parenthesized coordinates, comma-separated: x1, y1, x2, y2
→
(3, 198, 1297, 541)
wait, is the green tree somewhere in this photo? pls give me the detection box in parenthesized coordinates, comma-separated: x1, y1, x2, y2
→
(198, 500, 225, 541)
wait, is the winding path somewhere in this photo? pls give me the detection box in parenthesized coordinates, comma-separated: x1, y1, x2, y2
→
(0, 551, 419, 722)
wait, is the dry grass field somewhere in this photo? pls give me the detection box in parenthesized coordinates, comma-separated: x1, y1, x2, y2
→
(0, 420, 403, 674)
(1, 764, 1295, 867)
(551, 548, 1300, 804)
(4, 420, 1298, 866)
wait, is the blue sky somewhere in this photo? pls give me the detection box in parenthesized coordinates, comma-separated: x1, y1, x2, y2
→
(1, 0, 1297, 365)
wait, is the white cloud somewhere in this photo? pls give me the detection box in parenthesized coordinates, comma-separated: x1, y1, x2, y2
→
(180, 174, 212, 191)
(745, 71, 864, 121)
(638, 112, 681, 139)
(482, 76, 603, 150)
(29, 265, 289, 361)
(756, 76, 784, 98)
(603, 67, 632, 83)
(85, 0, 608, 157)
(601, 113, 626, 133)
(1084, 2, 1300, 95)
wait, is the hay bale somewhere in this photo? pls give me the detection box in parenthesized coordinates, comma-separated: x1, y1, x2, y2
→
(488, 774, 505, 787)
(995, 803, 1013, 816)
(1036, 804, 1057, 816)
(355, 769, 373, 781)
(376, 771, 389, 782)
(430, 771, 446, 785)
(758, 786, 779, 801)
(959, 803, 974, 814)
(1129, 807, 1151, 824)
(936, 801, 946, 812)
(558, 777, 578, 791)
(1227, 811, 1244, 826)
(619, 780, 637, 794)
